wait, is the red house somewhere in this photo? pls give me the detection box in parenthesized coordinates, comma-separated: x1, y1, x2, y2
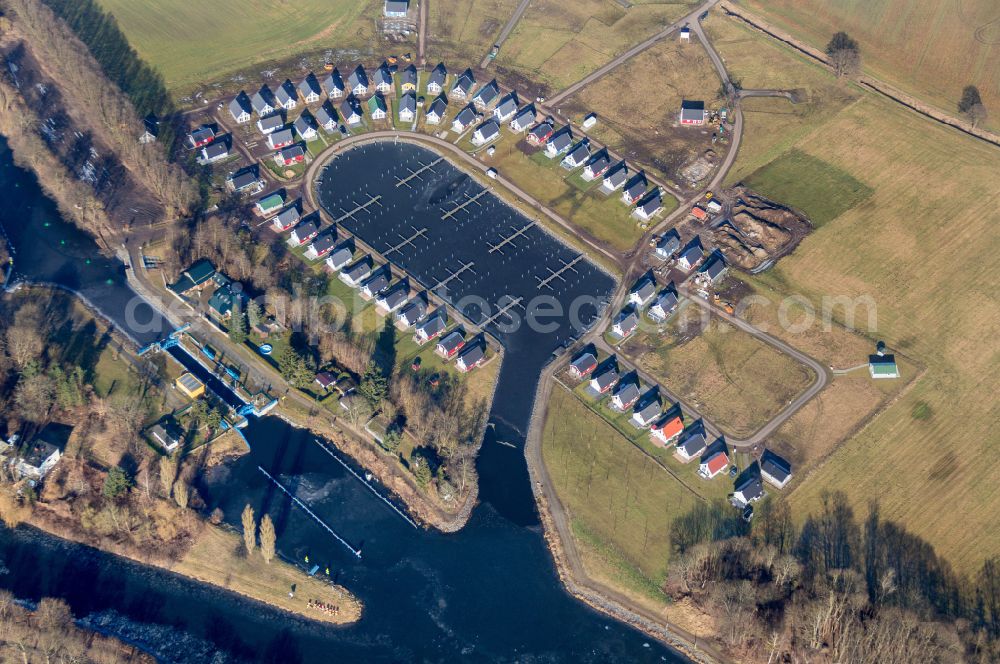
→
(690, 205, 708, 221)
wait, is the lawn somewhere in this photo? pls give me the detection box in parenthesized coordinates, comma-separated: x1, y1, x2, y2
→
(743, 148, 874, 227)
(624, 307, 815, 439)
(739, 0, 1000, 133)
(722, 51, 1000, 573)
(496, 0, 698, 92)
(97, 0, 381, 93)
(174, 525, 361, 624)
(559, 34, 722, 187)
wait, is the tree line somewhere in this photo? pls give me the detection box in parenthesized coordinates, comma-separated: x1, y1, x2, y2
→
(666, 492, 1000, 662)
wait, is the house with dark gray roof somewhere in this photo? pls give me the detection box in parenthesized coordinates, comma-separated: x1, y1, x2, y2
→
(340, 96, 363, 125)
(323, 68, 345, 98)
(631, 394, 662, 428)
(628, 276, 657, 307)
(395, 297, 427, 328)
(582, 149, 611, 181)
(610, 378, 641, 411)
(188, 126, 215, 148)
(451, 104, 477, 133)
(492, 91, 519, 122)
(298, 73, 322, 103)
(289, 217, 319, 245)
(315, 102, 338, 131)
(275, 79, 298, 110)
(414, 311, 448, 344)
(471, 79, 500, 109)
(509, 104, 536, 132)
(760, 450, 793, 488)
(472, 119, 500, 146)
(401, 64, 418, 92)
(267, 127, 294, 150)
(294, 112, 318, 141)
(679, 99, 707, 125)
(611, 307, 639, 338)
(427, 63, 447, 94)
(251, 85, 276, 116)
(340, 255, 374, 286)
(676, 237, 704, 271)
(457, 343, 486, 372)
(602, 160, 629, 192)
(436, 329, 466, 358)
(622, 172, 648, 204)
(545, 127, 574, 157)
(374, 62, 394, 93)
(425, 95, 448, 125)
(733, 474, 765, 507)
(384, 0, 409, 17)
(348, 65, 369, 96)
(198, 141, 230, 164)
(257, 113, 284, 135)
(325, 242, 355, 272)
(375, 281, 410, 313)
(226, 166, 260, 193)
(648, 287, 679, 322)
(305, 231, 338, 260)
(272, 205, 300, 232)
(561, 140, 591, 169)
(634, 188, 663, 221)
(569, 351, 597, 379)
(450, 69, 476, 99)
(676, 430, 708, 461)
(589, 362, 620, 394)
(360, 268, 391, 299)
(655, 229, 681, 259)
(229, 91, 252, 124)
(399, 92, 417, 122)
(697, 250, 728, 284)
(528, 120, 554, 145)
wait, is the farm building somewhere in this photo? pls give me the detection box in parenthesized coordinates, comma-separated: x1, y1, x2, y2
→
(229, 92, 253, 123)
(679, 100, 707, 125)
(340, 256, 375, 287)
(426, 96, 448, 124)
(175, 373, 206, 400)
(324, 69, 345, 98)
(426, 63, 447, 94)
(299, 73, 322, 103)
(760, 450, 793, 488)
(601, 161, 629, 192)
(699, 450, 729, 479)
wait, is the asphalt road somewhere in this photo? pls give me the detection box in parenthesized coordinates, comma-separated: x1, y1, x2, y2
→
(479, 0, 534, 69)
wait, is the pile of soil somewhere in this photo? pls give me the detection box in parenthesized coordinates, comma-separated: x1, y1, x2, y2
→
(709, 186, 812, 270)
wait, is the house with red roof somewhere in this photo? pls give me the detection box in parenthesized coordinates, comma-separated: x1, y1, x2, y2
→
(698, 450, 729, 479)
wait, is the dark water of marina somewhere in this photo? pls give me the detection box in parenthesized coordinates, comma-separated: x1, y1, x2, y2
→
(0, 138, 687, 663)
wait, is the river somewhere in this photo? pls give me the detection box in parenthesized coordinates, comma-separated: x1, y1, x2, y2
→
(0, 138, 687, 663)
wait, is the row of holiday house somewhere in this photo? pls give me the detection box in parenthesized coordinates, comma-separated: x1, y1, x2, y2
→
(567, 347, 794, 514)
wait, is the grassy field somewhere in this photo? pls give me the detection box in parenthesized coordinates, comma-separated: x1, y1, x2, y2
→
(623, 305, 815, 438)
(743, 149, 874, 227)
(541, 385, 702, 603)
(722, 17, 1000, 572)
(427, 0, 519, 64)
(496, 0, 697, 92)
(559, 35, 722, 186)
(741, 0, 1000, 132)
(97, 0, 381, 92)
(702, 12, 862, 181)
(175, 525, 361, 623)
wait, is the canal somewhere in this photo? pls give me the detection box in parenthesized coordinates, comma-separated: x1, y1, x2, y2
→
(0, 138, 686, 662)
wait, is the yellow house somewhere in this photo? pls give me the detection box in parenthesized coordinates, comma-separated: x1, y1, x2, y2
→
(175, 373, 206, 400)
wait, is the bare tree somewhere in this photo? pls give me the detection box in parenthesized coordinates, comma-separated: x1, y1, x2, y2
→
(826, 31, 861, 77)
(259, 514, 276, 564)
(241, 504, 256, 555)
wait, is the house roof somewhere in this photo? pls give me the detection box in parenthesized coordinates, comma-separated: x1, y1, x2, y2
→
(702, 451, 729, 475)
(315, 371, 337, 388)
(379, 283, 409, 309)
(315, 103, 337, 126)
(190, 127, 214, 143)
(678, 237, 704, 264)
(454, 105, 477, 127)
(292, 218, 319, 238)
(400, 92, 417, 113)
(427, 96, 448, 117)
(571, 352, 597, 374)
(348, 65, 368, 89)
(326, 243, 354, 267)
(613, 379, 640, 404)
(201, 142, 229, 159)
(604, 160, 629, 185)
(208, 285, 241, 316)
(585, 149, 610, 173)
(680, 99, 706, 121)
(637, 189, 662, 215)
(548, 127, 574, 151)
(623, 172, 647, 199)
(385, 0, 409, 12)
(458, 343, 485, 367)
(472, 79, 500, 105)
(428, 63, 447, 87)
(309, 232, 337, 255)
(402, 65, 417, 86)
(361, 270, 390, 294)
(230, 92, 252, 117)
(656, 229, 681, 254)
(651, 288, 678, 314)
(228, 167, 258, 191)
(633, 398, 661, 422)
(258, 114, 284, 131)
(275, 79, 297, 104)
(343, 256, 374, 280)
(270, 127, 294, 144)
(278, 145, 305, 161)
(299, 73, 322, 97)
(652, 415, 684, 439)
(294, 112, 316, 135)
(529, 121, 554, 141)
(511, 105, 536, 126)
(591, 366, 619, 389)
(368, 93, 387, 113)
(398, 298, 427, 324)
(761, 450, 792, 482)
(631, 277, 656, 302)
(699, 251, 727, 279)
(736, 475, 764, 500)
(475, 119, 500, 140)
(615, 309, 638, 331)
(868, 354, 898, 373)
(374, 63, 393, 86)
(494, 92, 518, 116)
(418, 314, 446, 336)
(453, 69, 475, 94)
(678, 431, 707, 456)
(323, 68, 344, 92)
(257, 192, 284, 211)
(341, 96, 362, 118)
(274, 206, 300, 227)
(251, 86, 275, 112)
(564, 140, 590, 164)
(438, 329, 465, 351)
(184, 259, 216, 285)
